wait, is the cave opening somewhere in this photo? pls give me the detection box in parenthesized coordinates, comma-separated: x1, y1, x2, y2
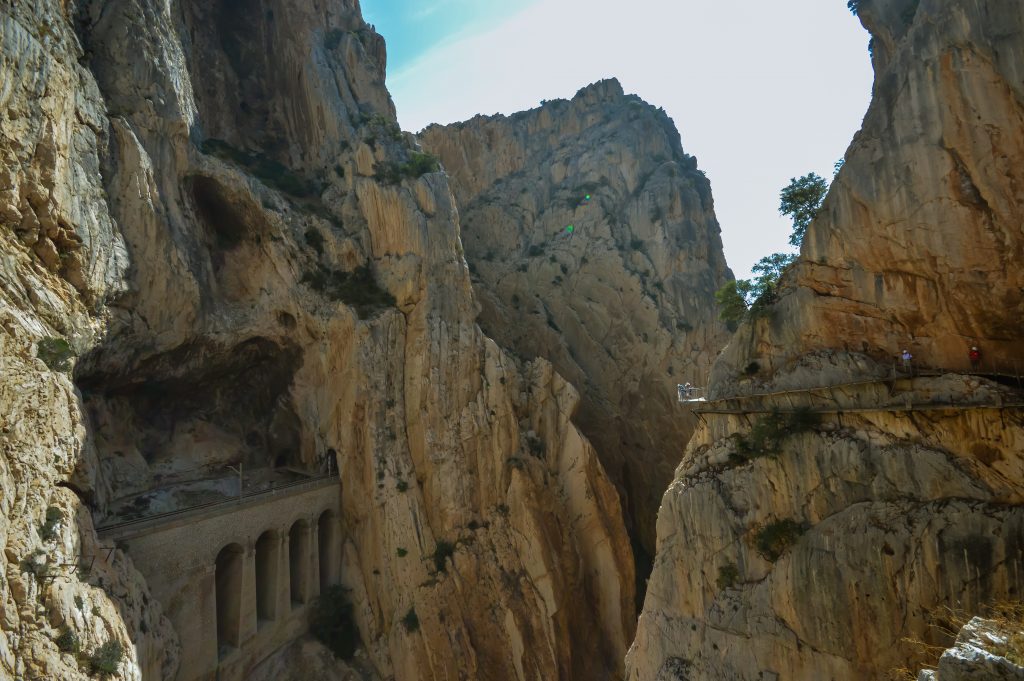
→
(76, 337, 304, 520)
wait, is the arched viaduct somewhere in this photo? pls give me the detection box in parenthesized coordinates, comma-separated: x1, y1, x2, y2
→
(98, 477, 342, 681)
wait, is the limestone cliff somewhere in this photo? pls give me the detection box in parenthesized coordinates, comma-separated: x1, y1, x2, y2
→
(420, 83, 732, 558)
(1, 1, 634, 680)
(627, 1, 1024, 679)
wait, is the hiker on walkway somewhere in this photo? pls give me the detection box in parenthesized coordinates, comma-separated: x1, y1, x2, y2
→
(901, 349, 913, 374)
(969, 346, 982, 370)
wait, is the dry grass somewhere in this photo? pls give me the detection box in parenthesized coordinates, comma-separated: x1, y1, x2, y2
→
(887, 601, 1024, 679)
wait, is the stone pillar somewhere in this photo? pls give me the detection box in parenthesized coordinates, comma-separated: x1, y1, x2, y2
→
(299, 520, 314, 605)
(174, 564, 218, 681)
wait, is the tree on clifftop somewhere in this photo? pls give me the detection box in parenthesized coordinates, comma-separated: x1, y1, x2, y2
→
(715, 172, 831, 327)
(779, 172, 828, 247)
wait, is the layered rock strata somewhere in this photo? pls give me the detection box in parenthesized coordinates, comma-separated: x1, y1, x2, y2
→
(628, 0, 1024, 679)
(420, 83, 732, 557)
(2, 1, 634, 680)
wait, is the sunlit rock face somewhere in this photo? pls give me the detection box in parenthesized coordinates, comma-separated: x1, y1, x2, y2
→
(2, 0, 634, 679)
(420, 81, 733, 561)
(627, 1, 1024, 680)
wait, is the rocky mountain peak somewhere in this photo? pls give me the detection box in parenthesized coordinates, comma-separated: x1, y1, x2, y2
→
(420, 81, 732, 561)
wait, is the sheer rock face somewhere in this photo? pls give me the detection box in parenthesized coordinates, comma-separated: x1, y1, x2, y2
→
(2, 1, 633, 680)
(420, 82, 733, 554)
(627, 1, 1024, 680)
(1, 2, 177, 680)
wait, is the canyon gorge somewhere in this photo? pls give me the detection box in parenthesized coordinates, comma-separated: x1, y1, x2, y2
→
(1, 0, 1021, 680)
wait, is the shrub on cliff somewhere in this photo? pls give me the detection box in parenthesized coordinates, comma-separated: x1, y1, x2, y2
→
(755, 519, 808, 561)
(86, 640, 124, 677)
(37, 337, 74, 372)
(55, 626, 80, 654)
(300, 264, 396, 318)
(374, 151, 440, 184)
(715, 279, 753, 330)
(402, 607, 420, 633)
(39, 506, 64, 542)
(730, 408, 819, 461)
(716, 563, 740, 590)
(311, 586, 360, 660)
(200, 139, 323, 198)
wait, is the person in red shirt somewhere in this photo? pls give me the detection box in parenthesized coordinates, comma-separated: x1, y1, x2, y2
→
(969, 346, 981, 370)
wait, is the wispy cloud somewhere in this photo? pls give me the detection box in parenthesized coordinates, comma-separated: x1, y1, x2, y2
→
(411, 0, 450, 21)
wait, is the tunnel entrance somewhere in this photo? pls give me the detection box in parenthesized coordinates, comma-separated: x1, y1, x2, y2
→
(215, 543, 244, 656)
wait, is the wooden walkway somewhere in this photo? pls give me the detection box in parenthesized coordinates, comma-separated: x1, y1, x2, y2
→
(693, 401, 1024, 416)
(685, 367, 1023, 417)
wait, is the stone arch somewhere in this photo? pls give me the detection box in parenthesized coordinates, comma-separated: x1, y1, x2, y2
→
(288, 519, 309, 607)
(317, 509, 337, 590)
(215, 542, 244, 655)
(255, 529, 279, 625)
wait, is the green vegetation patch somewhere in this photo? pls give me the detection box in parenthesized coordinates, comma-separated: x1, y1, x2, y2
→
(39, 506, 64, 542)
(37, 337, 74, 372)
(55, 627, 80, 654)
(755, 519, 808, 562)
(311, 585, 360, 660)
(374, 151, 440, 185)
(201, 139, 323, 198)
(86, 640, 124, 677)
(716, 563, 739, 590)
(301, 264, 396, 318)
(401, 607, 420, 633)
(20, 550, 50, 580)
(730, 408, 819, 461)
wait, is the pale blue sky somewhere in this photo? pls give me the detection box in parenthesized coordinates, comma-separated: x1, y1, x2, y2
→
(363, 0, 874, 280)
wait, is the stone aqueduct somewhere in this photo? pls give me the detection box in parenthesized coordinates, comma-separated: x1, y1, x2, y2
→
(99, 478, 342, 681)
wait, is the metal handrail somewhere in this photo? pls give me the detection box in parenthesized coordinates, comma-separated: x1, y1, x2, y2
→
(693, 400, 1024, 415)
(96, 473, 338, 536)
